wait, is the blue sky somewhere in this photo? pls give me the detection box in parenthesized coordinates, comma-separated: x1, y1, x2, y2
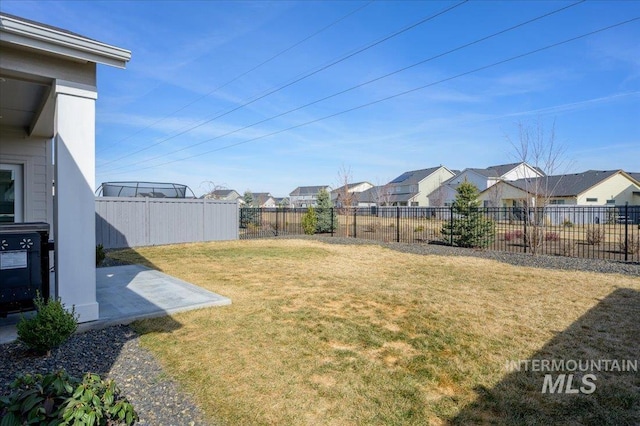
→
(3, 1, 639, 197)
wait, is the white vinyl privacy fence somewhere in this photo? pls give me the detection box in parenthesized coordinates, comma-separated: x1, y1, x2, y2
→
(96, 197, 239, 249)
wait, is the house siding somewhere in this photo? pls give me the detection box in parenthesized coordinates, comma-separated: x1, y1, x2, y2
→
(0, 128, 52, 224)
(576, 173, 640, 205)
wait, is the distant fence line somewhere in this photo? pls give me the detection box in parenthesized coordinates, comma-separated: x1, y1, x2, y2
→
(240, 205, 640, 263)
(96, 197, 238, 249)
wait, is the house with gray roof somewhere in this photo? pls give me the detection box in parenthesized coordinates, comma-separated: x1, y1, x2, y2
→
(251, 192, 276, 208)
(431, 162, 544, 206)
(478, 170, 640, 207)
(331, 181, 374, 206)
(202, 189, 242, 201)
(289, 185, 332, 208)
(383, 166, 455, 206)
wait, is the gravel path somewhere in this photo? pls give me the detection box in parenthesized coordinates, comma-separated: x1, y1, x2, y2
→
(3, 237, 637, 425)
(0, 326, 210, 425)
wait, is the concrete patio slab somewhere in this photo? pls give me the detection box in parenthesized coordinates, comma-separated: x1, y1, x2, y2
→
(0, 265, 231, 344)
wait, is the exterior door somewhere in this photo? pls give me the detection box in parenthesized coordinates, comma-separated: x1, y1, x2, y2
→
(0, 164, 23, 223)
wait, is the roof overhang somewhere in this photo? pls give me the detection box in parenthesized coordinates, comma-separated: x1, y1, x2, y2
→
(0, 14, 131, 69)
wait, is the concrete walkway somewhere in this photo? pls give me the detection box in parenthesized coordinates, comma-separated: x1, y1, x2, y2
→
(0, 265, 231, 344)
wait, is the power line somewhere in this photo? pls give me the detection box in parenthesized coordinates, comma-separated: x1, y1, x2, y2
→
(98, 0, 468, 168)
(104, 16, 639, 176)
(97, 1, 374, 156)
(102, 0, 584, 173)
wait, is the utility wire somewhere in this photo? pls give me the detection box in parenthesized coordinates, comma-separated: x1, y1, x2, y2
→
(97, 0, 374, 156)
(102, 0, 583, 173)
(104, 16, 639, 176)
(99, 0, 468, 168)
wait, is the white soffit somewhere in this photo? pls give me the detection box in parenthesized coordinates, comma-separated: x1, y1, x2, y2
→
(0, 14, 131, 68)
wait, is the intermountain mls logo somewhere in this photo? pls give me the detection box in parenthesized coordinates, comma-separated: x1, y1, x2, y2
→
(505, 359, 638, 394)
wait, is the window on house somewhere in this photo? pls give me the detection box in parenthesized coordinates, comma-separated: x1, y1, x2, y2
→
(549, 199, 565, 205)
(606, 199, 615, 205)
(586, 197, 598, 202)
(0, 164, 24, 223)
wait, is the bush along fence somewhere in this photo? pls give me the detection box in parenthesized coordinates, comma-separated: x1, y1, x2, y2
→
(239, 204, 640, 262)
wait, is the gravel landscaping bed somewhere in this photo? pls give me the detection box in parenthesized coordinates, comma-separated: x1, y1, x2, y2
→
(0, 325, 211, 426)
(288, 235, 640, 277)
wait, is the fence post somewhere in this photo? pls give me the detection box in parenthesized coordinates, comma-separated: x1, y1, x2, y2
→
(449, 205, 453, 246)
(624, 202, 629, 262)
(353, 208, 357, 239)
(331, 207, 334, 237)
(275, 208, 279, 237)
(397, 206, 400, 243)
(523, 207, 528, 254)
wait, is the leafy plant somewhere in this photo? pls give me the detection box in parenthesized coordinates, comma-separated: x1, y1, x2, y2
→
(414, 225, 424, 232)
(562, 218, 573, 228)
(62, 373, 138, 425)
(96, 244, 106, 267)
(16, 293, 78, 355)
(0, 370, 138, 426)
(301, 207, 318, 235)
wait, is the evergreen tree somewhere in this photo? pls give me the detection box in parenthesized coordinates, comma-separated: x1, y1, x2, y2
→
(442, 181, 495, 248)
(241, 190, 259, 228)
(315, 188, 336, 233)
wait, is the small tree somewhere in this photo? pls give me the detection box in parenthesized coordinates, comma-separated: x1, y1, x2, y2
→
(442, 181, 495, 248)
(302, 207, 318, 235)
(507, 119, 571, 254)
(241, 190, 259, 228)
(315, 188, 335, 233)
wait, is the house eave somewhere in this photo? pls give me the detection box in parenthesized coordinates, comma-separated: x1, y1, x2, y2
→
(0, 14, 131, 68)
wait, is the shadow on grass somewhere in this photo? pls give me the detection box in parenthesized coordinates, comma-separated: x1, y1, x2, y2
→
(450, 287, 640, 425)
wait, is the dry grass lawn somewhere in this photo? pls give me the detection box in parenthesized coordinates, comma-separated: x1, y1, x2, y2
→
(108, 239, 640, 425)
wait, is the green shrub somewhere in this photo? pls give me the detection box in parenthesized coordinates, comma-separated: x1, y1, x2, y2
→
(414, 225, 424, 232)
(16, 293, 78, 355)
(96, 244, 106, 266)
(301, 207, 318, 235)
(0, 370, 138, 425)
(562, 218, 573, 228)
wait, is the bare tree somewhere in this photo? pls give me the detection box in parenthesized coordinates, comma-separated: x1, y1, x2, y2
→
(507, 119, 571, 254)
(200, 180, 228, 199)
(373, 180, 394, 207)
(336, 165, 356, 237)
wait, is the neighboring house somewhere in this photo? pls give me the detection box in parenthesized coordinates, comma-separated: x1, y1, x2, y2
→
(289, 185, 331, 208)
(385, 166, 456, 206)
(251, 192, 276, 208)
(432, 162, 544, 206)
(203, 189, 242, 201)
(478, 170, 640, 207)
(0, 14, 131, 322)
(355, 186, 385, 207)
(331, 181, 373, 206)
(273, 197, 291, 207)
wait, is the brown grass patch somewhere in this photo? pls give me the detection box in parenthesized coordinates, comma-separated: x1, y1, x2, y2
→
(106, 239, 640, 425)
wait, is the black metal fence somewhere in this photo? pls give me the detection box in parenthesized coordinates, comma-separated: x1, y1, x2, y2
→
(240, 205, 640, 262)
